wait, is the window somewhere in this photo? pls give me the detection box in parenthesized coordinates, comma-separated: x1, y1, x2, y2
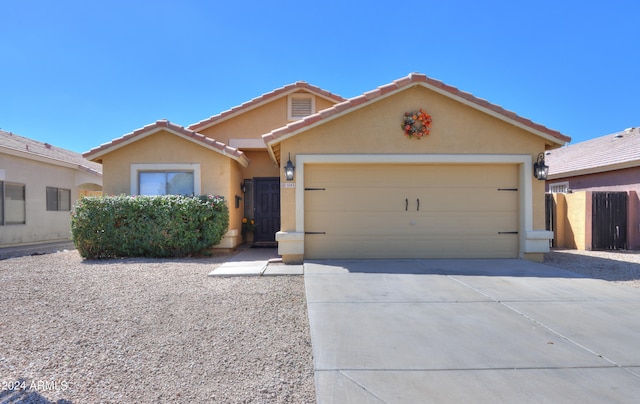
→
(1, 181, 26, 225)
(288, 93, 315, 120)
(46, 187, 71, 211)
(131, 163, 201, 196)
(548, 182, 569, 193)
(139, 171, 195, 195)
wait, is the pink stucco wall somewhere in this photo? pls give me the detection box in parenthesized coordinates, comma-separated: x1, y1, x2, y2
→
(547, 167, 640, 249)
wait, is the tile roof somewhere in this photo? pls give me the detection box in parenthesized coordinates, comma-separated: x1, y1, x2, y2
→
(188, 81, 346, 132)
(263, 72, 571, 147)
(0, 129, 102, 176)
(546, 126, 640, 178)
(83, 120, 249, 167)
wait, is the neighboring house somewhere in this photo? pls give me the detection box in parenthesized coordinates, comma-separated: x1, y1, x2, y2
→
(84, 73, 569, 263)
(0, 130, 103, 247)
(545, 126, 640, 250)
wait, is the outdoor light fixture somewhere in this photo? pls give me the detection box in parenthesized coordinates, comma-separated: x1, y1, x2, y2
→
(240, 181, 247, 193)
(533, 152, 549, 180)
(284, 153, 295, 181)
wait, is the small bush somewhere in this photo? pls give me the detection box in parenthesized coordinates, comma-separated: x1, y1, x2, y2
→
(71, 195, 229, 259)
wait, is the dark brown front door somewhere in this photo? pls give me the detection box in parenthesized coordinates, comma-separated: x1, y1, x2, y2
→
(254, 177, 280, 243)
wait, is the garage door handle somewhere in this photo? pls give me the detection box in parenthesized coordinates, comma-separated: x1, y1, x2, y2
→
(405, 198, 408, 211)
(417, 198, 420, 211)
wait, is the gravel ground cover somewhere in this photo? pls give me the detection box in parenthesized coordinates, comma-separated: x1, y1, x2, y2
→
(0, 250, 315, 403)
(544, 248, 640, 288)
(3, 246, 639, 403)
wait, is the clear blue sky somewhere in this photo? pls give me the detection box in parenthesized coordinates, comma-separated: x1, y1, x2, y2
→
(1, 0, 638, 154)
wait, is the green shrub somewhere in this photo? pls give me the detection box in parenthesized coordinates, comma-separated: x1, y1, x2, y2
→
(71, 195, 229, 259)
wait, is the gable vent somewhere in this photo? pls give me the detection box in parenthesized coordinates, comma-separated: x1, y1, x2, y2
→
(291, 97, 312, 117)
(288, 94, 315, 120)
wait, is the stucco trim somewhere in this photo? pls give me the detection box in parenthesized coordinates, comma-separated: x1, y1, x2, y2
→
(229, 138, 267, 149)
(289, 154, 546, 258)
(130, 163, 202, 195)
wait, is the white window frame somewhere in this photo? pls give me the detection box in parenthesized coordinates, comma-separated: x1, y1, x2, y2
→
(130, 163, 201, 196)
(1, 181, 26, 225)
(548, 181, 569, 193)
(46, 186, 72, 211)
(287, 93, 315, 121)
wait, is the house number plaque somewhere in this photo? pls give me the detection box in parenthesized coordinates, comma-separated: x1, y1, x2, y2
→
(281, 183, 296, 188)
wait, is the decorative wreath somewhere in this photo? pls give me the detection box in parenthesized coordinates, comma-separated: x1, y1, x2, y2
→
(402, 109, 432, 139)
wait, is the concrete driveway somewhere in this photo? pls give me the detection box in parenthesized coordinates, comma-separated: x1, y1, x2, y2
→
(304, 259, 640, 403)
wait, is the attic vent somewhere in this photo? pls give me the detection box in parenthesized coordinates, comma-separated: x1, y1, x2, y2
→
(288, 93, 315, 120)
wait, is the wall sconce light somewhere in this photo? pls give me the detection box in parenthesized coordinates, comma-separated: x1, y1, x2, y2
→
(284, 153, 295, 181)
(533, 152, 549, 181)
(240, 181, 247, 193)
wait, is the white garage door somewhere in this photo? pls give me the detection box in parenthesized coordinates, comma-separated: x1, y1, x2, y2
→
(304, 163, 519, 259)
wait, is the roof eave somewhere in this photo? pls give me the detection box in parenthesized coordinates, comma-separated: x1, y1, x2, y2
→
(547, 159, 640, 179)
(84, 123, 249, 168)
(415, 82, 570, 147)
(264, 80, 570, 162)
(1, 145, 103, 177)
(188, 85, 346, 132)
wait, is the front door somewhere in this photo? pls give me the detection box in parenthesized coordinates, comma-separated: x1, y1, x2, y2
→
(254, 177, 280, 243)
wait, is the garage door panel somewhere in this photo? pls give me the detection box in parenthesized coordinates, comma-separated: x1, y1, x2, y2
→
(307, 190, 516, 214)
(305, 187, 413, 212)
(305, 234, 518, 259)
(304, 163, 520, 259)
(306, 164, 517, 188)
(306, 211, 517, 236)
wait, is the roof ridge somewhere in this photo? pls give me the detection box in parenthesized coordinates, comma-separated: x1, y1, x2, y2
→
(187, 81, 346, 131)
(263, 72, 570, 145)
(83, 120, 247, 165)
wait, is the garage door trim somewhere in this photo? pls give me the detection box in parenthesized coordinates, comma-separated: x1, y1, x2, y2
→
(283, 154, 548, 258)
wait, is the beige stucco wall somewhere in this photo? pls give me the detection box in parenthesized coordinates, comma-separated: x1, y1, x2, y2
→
(97, 129, 252, 248)
(0, 153, 101, 246)
(242, 151, 279, 179)
(278, 86, 550, 233)
(99, 130, 232, 197)
(199, 92, 338, 143)
(554, 191, 592, 250)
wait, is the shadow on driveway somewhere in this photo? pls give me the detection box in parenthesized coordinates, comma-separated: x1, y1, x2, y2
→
(305, 258, 590, 278)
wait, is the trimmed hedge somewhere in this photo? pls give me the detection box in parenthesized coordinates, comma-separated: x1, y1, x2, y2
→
(71, 195, 229, 259)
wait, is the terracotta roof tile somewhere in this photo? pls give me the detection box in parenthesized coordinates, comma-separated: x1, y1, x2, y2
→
(83, 120, 248, 166)
(363, 89, 382, 100)
(546, 126, 640, 177)
(188, 81, 346, 132)
(349, 95, 369, 107)
(263, 72, 571, 146)
(0, 129, 102, 175)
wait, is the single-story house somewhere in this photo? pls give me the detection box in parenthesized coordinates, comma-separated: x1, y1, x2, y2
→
(545, 126, 640, 250)
(0, 130, 103, 247)
(84, 73, 570, 263)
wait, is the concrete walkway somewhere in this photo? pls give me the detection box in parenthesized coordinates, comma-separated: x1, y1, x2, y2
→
(208, 247, 303, 277)
(304, 259, 640, 403)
